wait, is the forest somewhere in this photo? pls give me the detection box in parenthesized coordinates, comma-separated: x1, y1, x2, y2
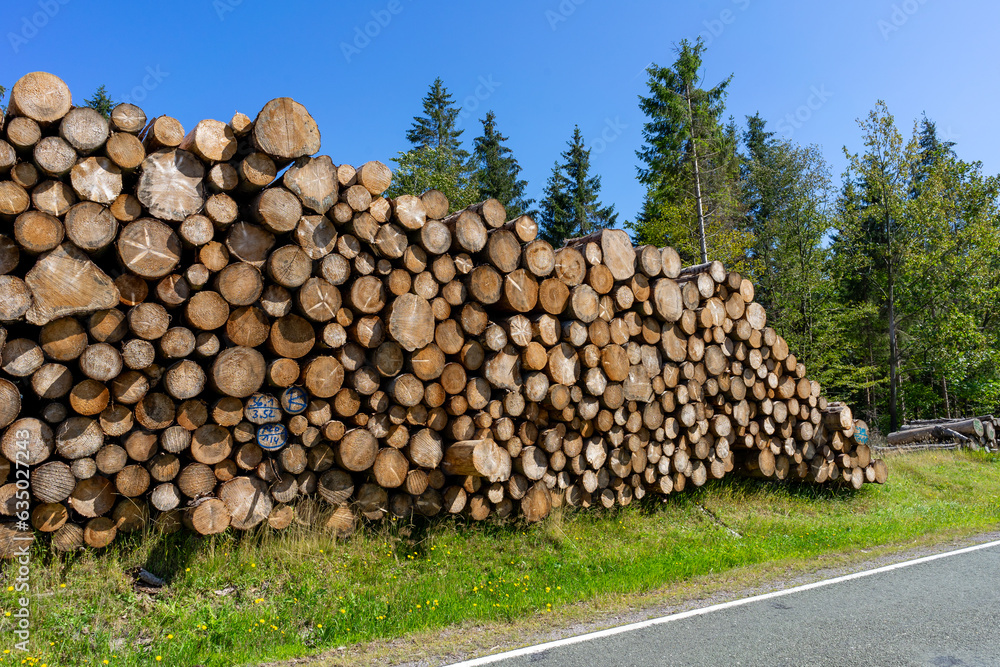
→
(5, 38, 999, 436)
(386, 40, 1000, 436)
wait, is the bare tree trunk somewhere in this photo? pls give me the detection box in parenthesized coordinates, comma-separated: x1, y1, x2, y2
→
(888, 263, 899, 433)
(685, 83, 708, 264)
(942, 374, 950, 419)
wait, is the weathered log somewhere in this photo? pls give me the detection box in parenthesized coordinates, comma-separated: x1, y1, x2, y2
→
(24, 244, 119, 326)
(210, 346, 266, 398)
(186, 498, 231, 535)
(252, 98, 321, 161)
(141, 116, 185, 151)
(118, 218, 183, 279)
(219, 477, 272, 530)
(9, 72, 72, 124)
(888, 419, 982, 446)
(136, 149, 205, 221)
(111, 103, 147, 134)
(178, 119, 237, 163)
(442, 440, 508, 482)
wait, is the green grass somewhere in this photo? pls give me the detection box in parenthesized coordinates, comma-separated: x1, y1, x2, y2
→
(2, 450, 998, 666)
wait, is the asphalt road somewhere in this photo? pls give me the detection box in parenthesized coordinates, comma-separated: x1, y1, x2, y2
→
(452, 541, 1000, 667)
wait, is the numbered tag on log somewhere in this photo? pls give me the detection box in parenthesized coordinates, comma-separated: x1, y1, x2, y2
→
(281, 386, 308, 415)
(256, 423, 288, 451)
(245, 393, 281, 425)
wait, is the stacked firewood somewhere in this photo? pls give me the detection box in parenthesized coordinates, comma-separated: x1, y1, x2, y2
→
(888, 416, 997, 452)
(0, 72, 886, 553)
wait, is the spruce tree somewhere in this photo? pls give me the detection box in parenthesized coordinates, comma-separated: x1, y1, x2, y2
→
(406, 77, 466, 154)
(911, 113, 955, 197)
(472, 111, 535, 218)
(742, 112, 775, 218)
(85, 85, 114, 119)
(539, 126, 617, 245)
(741, 114, 833, 366)
(629, 38, 744, 265)
(389, 78, 475, 212)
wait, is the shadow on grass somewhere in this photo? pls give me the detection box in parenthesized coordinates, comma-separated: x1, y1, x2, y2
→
(13, 467, 879, 585)
(139, 530, 199, 584)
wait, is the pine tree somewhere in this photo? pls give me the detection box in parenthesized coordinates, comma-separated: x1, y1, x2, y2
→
(472, 111, 535, 218)
(538, 126, 617, 245)
(85, 85, 114, 119)
(389, 78, 474, 212)
(628, 38, 745, 266)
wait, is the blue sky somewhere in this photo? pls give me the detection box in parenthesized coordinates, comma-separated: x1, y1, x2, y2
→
(3, 0, 996, 223)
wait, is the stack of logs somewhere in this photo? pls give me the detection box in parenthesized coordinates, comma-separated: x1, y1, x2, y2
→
(0, 72, 886, 553)
(888, 416, 997, 452)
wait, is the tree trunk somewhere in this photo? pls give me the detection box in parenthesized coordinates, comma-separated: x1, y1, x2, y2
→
(685, 82, 708, 264)
(887, 261, 899, 433)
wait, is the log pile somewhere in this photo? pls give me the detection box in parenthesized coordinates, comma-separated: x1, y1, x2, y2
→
(887, 416, 997, 452)
(0, 72, 886, 553)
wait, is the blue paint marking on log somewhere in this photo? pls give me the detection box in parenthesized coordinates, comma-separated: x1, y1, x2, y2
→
(257, 423, 288, 451)
(245, 393, 281, 425)
(281, 386, 308, 415)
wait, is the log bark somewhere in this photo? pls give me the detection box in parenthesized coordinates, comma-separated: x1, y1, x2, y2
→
(442, 439, 508, 482)
(888, 419, 983, 445)
(178, 119, 237, 163)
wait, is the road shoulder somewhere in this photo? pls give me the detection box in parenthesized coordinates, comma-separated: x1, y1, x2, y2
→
(264, 528, 1000, 667)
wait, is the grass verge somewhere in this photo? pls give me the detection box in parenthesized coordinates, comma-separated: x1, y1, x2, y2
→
(1, 450, 997, 666)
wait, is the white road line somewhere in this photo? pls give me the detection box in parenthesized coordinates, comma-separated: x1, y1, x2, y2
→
(447, 538, 1000, 666)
